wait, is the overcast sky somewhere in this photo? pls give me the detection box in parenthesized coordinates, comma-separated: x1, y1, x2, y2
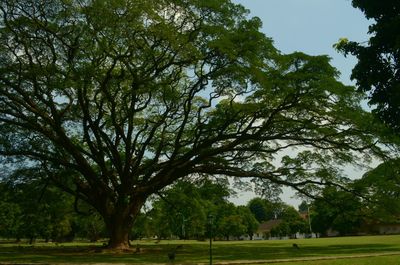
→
(228, 0, 373, 207)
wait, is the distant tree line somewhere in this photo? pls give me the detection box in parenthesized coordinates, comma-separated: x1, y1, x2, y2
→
(1, 159, 399, 242)
(0, 174, 106, 243)
(310, 159, 400, 237)
(133, 178, 259, 241)
(0, 176, 309, 242)
(247, 197, 309, 238)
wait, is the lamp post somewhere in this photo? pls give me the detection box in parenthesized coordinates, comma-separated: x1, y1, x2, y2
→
(208, 214, 213, 265)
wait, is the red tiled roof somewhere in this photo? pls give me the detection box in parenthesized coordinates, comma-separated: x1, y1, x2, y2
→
(257, 219, 283, 232)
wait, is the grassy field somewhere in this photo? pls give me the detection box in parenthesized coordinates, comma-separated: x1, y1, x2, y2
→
(1, 235, 400, 264)
(267, 255, 400, 265)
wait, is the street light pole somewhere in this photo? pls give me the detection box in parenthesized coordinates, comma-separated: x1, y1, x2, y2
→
(208, 214, 213, 265)
(307, 205, 313, 237)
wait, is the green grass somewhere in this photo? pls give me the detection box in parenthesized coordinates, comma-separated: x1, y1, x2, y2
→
(265, 255, 400, 265)
(1, 235, 400, 264)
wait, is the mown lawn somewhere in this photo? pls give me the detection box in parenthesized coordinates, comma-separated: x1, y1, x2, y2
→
(268, 255, 400, 265)
(0, 235, 400, 264)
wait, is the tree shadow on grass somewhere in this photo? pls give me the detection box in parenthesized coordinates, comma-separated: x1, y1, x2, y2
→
(0, 241, 400, 264)
(211, 243, 400, 261)
(0, 244, 191, 264)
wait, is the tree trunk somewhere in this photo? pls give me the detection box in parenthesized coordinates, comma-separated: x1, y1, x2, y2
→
(107, 221, 132, 250)
(104, 197, 145, 250)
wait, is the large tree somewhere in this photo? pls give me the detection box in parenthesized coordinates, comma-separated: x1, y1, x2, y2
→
(335, 0, 400, 132)
(354, 159, 400, 222)
(0, 0, 388, 249)
(311, 186, 364, 236)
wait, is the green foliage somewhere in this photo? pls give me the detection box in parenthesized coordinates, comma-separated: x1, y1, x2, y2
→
(75, 212, 107, 242)
(247, 197, 288, 222)
(143, 179, 260, 240)
(0, 0, 393, 247)
(354, 159, 400, 222)
(335, 0, 400, 132)
(0, 201, 21, 239)
(267, 205, 307, 238)
(236, 205, 259, 239)
(147, 179, 216, 239)
(0, 179, 75, 241)
(280, 206, 308, 237)
(298, 201, 309, 213)
(218, 214, 246, 240)
(247, 197, 307, 238)
(0, 176, 107, 242)
(130, 213, 150, 240)
(311, 186, 363, 236)
(247, 198, 270, 222)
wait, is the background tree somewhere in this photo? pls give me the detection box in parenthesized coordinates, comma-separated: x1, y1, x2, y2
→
(354, 159, 400, 223)
(247, 198, 270, 222)
(218, 213, 246, 240)
(0, 170, 107, 243)
(266, 204, 307, 238)
(247, 197, 285, 222)
(279, 205, 308, 238)
(75, 209, 106, 242)
(311, 186, 364, 236)
(237, 205, 259, 240)
(298, 201, 309, 213)
(0, 0, 389, 249)
(0, 182, 21, 240)
(130, 212, 150, 240)
(270, 222, 290, 239)
(147, 179, 260, 241)
(146, 201, 174, 240)
(335, 0, 400, 132)
(144, 178, 232, 240)
(149, 180, 208, 239)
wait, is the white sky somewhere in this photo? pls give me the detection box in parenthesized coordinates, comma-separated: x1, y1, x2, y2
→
(228, 0, 373, 208)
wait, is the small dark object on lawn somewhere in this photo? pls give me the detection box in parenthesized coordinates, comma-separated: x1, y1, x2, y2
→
(167, 245, 183, 262)
(136, 244, 141, 253)
(94, 248, 102, 253)
(168, 251, 175, 262)
(292, 243, 300, 249)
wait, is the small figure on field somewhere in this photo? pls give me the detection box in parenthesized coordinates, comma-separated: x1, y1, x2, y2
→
(292, 243, 300, 249)
(167, 245, 183, 263)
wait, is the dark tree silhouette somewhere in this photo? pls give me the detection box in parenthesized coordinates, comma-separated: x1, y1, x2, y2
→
(335, 0, 400, 132)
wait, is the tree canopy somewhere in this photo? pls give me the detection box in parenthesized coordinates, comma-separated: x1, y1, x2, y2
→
(0, 174, 105, 243)
(335, 0, 400, 132)
(354, 159, 400, 222)
(0, 0, 392, 249)
(311, 186, 364, 236)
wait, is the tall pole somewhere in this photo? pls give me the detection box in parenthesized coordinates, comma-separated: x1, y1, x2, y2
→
(307, 205, 313, 237)
(182, 214, 185, 240)
(208, 214, 213, 265)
